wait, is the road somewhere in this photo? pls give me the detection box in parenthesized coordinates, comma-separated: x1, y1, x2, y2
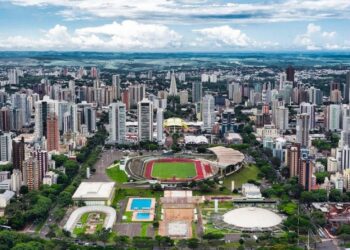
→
(86, 149, 125, 182)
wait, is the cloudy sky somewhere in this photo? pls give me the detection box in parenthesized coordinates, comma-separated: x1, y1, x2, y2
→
(1, 0, 350, 51)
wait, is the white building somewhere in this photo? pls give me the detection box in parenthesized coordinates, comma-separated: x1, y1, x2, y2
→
(0, 133, 12, 163)
(109, 102, 126, 144)
(242, 183, 262, 199)
(296, 113, 310, 147)
(276, 106, 289, 132)
(43, 171, 58, 186)
(137, 98, 154, 142)
(0, 190, 15, 214)
(300, 102, 316, 130)
(327, 157, 338, 173)
(10, 169, 22, 194)
(179, 90, 188, 104)
(156, 108, 164, 143)
(72, 182, 115, 206)
(326, 104, 341, 131)
(202, 94, 215, 131)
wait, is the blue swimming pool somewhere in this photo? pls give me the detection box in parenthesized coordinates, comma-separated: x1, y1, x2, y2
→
(130, 198, 152, 210)
(136, 212, 151, 220)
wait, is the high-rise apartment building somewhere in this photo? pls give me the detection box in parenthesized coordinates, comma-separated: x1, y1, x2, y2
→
(12, 137, 25, 172)
(287, 144, 301, 178)
(299, 159, 314, 191)
(137, 99, 153, 142)
(296, 113, 310, 147)
(156, 108, 164, 143)
(202, 94, 215, 131)
(192, 82, 202, 103)
(109, 102, 126, 144)
(46, 113, 60, 152)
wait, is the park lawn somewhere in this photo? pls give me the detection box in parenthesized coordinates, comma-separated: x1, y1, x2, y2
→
(152, 162, 196, 179)
(106, 165, 128, 183)
(140, 223, 150, 236)
(123, 211, 133, 222)
(80, 213, 89, 224)
(73, 226, 86, 235)
(223, 164, 260, 189)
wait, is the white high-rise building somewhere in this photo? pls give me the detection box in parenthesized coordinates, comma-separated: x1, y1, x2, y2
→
(276, 106, 289, 132)
(179, 90, 189, 104)
(228, 82, 242, 104)
(279, 72, 287, 90)
(109, 102, 126, 144)
(296, 113, 310, 147)
(138, 99, 153, 142)
(11, 169, 22, 194)
(8, 69, 19, 85)
(0, 133, 12, 163)
(326, 104, 341, 131)
(112, 75, 121, 100)
(300, 102, 316, 130)
(156, 108, 164, 143)
(336, 145, 350, 171)
(70, 104, 78, 133)
(202, 94, 215, 131)
(169, 72, 178, 96)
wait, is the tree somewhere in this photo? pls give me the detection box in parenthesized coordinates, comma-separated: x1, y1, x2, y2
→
(315, 172, 329, 184)
(187, 238, 199, 249)
(329, 189, 342, 202)
(57, 191, 72, 207)
(311, 211, 326, 227)
(63, 160, 79, 178)
(52, 154, 68, 168)
(19, 186, 28, 195)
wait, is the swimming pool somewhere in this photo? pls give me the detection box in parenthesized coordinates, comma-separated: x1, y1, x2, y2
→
(130, 198, 152, 210)
(136, 212, 151, 220)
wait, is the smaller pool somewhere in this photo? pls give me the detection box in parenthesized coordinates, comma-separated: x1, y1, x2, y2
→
(130, 198, 152, 210)
(136, 212, 151, 220)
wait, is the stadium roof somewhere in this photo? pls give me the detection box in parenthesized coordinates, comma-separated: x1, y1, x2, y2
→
(72, 182, 115, 200)
(163, 117, 188, 128)
(208, 146, 245, 167)
(223, 207, 282, 228)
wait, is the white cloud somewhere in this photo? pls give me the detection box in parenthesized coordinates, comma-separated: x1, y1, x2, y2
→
(193, 25, 252, 48)
(6, 0, 350, 24)
(294, 23, 342, 50)
(0, 21, 182, 50)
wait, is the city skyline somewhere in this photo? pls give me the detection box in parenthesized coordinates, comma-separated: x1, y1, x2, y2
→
(0, 0, 350, 51)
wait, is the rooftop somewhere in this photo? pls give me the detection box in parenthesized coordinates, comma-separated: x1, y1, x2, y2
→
(72, 182, 115, 200)
(208, 146, 245, 167)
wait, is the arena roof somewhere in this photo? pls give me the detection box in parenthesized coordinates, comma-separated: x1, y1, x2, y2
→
(223, 207, 282, 229)
(163, 117, 188, 128)
(72, 182, 115, 200)
(64, 206, 116, 233)
(208, 146, 245, 167)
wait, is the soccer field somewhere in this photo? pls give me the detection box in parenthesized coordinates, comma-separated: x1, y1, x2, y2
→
(151, 162, 197, 179)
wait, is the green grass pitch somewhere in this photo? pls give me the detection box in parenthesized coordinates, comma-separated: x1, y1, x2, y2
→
(151, 162, 197, 179)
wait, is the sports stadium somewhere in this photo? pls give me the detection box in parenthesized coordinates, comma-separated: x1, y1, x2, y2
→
(125, 146, 245, 184)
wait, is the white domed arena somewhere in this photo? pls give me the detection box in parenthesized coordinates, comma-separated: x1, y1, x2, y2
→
(222, 207, 282, 229)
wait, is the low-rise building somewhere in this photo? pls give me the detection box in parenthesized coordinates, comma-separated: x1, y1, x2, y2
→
(72, 182, 115, 206)
(241, 183, 263, 199)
